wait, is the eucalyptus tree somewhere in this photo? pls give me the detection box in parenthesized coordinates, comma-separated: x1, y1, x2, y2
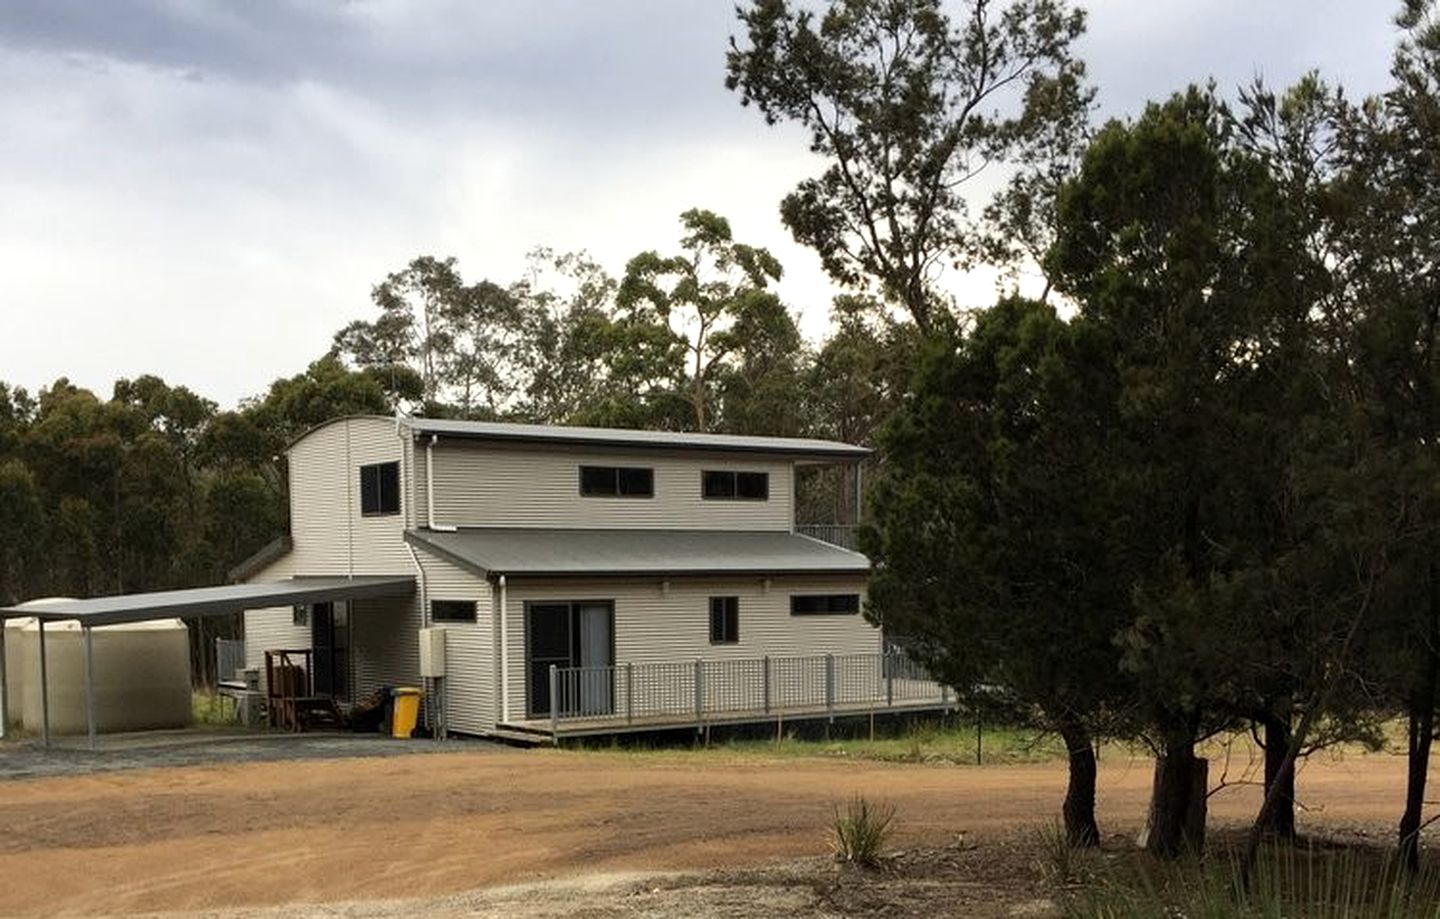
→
(616, 208, 789, 431)
(726, 0, 1093, 330)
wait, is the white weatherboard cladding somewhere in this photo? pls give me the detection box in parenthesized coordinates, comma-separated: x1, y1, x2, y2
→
(348, 595, 421, 702)
(429, 442, 794, 530)
(241, 555, 304, 691)
(245, 417, 416, 694)
(415, 552, 495, 734)
(502, 575, 877, 720)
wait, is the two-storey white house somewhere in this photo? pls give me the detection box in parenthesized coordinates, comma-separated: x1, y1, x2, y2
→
(233, 415, 946, 740)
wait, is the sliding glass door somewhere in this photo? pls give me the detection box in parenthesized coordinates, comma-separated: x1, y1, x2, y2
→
(526, 601, 614, 718)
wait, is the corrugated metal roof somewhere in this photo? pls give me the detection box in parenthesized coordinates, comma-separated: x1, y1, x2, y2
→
(0, 576, 415, 626)
(400, 417, 870, 459)
(406, 528, 871, 578)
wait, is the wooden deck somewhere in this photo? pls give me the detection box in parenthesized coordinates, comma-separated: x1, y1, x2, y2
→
(498, 693, 956, 741)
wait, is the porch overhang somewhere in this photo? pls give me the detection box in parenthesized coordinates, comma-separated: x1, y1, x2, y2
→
(404, 527, 871, 580)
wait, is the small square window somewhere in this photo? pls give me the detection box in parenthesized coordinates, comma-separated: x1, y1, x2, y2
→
(292, 604, 309, 627)
(709, 596, 739, 644)
(432, 600, 477, 623)
(360, 461, 400, 516)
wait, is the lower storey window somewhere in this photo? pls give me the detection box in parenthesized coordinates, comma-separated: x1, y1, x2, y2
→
(431, 600, 477, 623)
(790, 594, 861, 615)
(709, 596, 739, 644)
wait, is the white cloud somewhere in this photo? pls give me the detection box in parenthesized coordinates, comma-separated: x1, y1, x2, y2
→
(0, 0, 1407, 406)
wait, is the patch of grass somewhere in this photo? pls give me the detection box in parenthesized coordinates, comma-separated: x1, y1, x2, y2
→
(1059, 840, 1440, 918)
(572, 721, 1077, 766)
(190, 690, 232, 726)
(830, 794, 896, 867)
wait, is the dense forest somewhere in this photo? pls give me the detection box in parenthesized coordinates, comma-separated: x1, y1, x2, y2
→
(1, 0, 1437, 873)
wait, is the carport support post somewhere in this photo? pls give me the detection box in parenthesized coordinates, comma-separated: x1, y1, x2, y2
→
(82, 630, 95, 754)
(0, 617, 7, 741)
(38, 619, 50, 748)
(83, 625, 96, 750)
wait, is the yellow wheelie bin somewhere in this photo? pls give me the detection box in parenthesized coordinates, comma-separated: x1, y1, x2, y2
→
(390, 687, 423, 738)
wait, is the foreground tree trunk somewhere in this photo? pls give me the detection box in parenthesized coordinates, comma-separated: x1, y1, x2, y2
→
(1144, 738, 1208, 857)
(1059, 722, 1100, 847)
(1257, 710, 1297, 840)
(1399, 562, 1439, 873)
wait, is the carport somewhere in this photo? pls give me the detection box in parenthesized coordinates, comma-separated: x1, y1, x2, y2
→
(0, 575, 415, 749)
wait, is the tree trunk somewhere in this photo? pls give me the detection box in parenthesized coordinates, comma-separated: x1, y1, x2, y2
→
(1399, 561, 1438, 873)
(1258, 710, 1297, 841)
(1144, 739, 1208, 857)
(1060, 722, 1100, 847)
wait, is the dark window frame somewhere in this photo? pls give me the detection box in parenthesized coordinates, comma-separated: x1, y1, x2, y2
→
(431, 599, 478, 624)
(578, 465, 655, 498)
(790, 594, 861, 616)
(709, 596, 739, 645)
(359, 461, 401, 516)
(701, 469, 769, 501)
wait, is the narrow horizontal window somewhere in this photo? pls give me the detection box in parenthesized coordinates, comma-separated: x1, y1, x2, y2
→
(790, 594, 861, 616)
(709, 596, 739, 645)
(359, 461, 400, 516)
(431, 600, 477, 623)
(579, 465, 654, 498)
(702, 470, 769, 501)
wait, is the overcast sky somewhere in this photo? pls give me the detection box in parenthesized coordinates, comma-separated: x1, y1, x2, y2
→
(0, 0, 1402, 408)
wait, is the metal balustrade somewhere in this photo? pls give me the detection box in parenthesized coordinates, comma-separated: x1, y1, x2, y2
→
(794, 524, 860, 550)
(544, 651, 950, 731)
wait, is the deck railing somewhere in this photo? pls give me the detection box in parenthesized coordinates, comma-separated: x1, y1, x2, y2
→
(545, 651, 950, 729)
(795, 524, 860, 551)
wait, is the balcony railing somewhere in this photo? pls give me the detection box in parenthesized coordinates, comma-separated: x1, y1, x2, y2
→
(540, 651, 951, 732)
(795, 524, 860, 551)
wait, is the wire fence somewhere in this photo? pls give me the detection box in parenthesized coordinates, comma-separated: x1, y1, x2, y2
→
(547, 651, 950, 726)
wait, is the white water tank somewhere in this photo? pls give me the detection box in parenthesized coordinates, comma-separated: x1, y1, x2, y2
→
(3, 615, 35, 728)
(15, 613, 191, 735)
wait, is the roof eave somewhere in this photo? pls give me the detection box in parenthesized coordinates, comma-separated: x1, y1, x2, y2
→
(401, 423, 871, 461)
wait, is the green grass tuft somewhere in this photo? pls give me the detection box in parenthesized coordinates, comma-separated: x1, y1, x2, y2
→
(830, 794, 896, 867)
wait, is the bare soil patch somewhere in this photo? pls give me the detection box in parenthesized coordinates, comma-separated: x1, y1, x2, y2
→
(0, 744, 1426, 917)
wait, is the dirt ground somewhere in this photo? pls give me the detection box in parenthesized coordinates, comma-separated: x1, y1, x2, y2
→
(0, 743, 1428, 918)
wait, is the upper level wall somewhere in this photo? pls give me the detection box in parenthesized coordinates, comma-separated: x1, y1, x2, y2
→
(423, 440, 796, 531)
(287, 416, 414, 574)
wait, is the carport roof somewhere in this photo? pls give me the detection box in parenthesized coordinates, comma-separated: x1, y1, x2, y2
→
(0, 576, 415, 626)
(405, 527, 870, 578)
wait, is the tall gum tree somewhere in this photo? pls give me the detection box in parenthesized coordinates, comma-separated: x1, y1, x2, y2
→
(726, 0, 1092, 331)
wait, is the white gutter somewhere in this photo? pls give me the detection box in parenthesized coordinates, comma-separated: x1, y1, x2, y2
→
(498, 574, 510, 723)
(425, 434, 457, 532)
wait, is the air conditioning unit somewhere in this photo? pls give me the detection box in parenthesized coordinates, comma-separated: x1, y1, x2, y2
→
(418, 627, 447, 678)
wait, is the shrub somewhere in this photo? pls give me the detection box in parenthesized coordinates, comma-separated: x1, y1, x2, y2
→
(830, 794, 896, 867)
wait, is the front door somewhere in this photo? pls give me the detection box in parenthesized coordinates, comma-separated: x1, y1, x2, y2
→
(312, 601, 349, 698)
(526, 601, 614, 718)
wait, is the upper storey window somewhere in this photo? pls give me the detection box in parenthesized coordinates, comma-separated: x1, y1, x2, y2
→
(579, 465, 654, 498)
(702, 470, 769, 501)
(359, 461, 400, 516)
